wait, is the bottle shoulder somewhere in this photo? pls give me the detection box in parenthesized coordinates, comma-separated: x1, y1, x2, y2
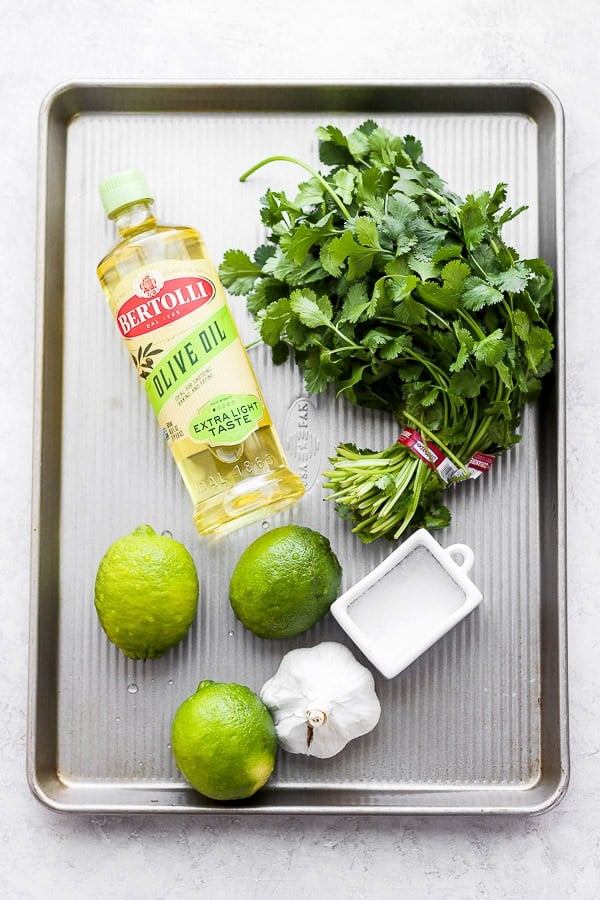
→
(97, 223, 209, 280)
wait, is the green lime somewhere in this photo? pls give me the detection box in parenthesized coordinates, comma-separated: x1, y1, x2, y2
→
(229, 524, 342, 639)
(94, 524, 199, 659)
(171, 680, 277, 801)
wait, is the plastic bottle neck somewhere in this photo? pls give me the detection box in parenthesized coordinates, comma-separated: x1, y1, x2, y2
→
(110, 200, 157, 237)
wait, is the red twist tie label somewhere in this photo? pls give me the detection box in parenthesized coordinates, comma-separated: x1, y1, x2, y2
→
(465, 450, 496, 479)
(398, 428, 495, 483)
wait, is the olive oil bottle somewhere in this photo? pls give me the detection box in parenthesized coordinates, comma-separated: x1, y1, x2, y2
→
(97, 169, 304, 535)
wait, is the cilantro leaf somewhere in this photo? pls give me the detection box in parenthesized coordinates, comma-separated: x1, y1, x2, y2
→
(294, 177, 325, 208)
(367, 126, 408, 169)
(336, 362, 370, 399)
(526, 325, 554, 372)
(290, 290, 332, 328)
(513, 308, 531, 342)
(379, 334, 412, 361)
(355, 167, 386, 219)
(279, 223, 318, 265)
(259, 297, 291, 346)
(382, 193, 419, 252)
(219, 249, 262, 295)
(473, 329, 506, 366)
(407, 254, 439, 281)
(449, 325, 475, 373)
(320, 230, 376, 280)
(353, 216, 383, 251)
(279, 215, 336, 265)
(302, 347, 343, 393)
(224, 119, 555, 542)
(490, 262, 531, 294)
(262, 248, 328, 285)
(449, 369, 485, 398)
(402, 135, 423, 163)
(362, 327, 393, 352)
(338, 281, 371, 324)
(317, 123, 371, 166)
(333, 168, 356, 205)
(462, 276, 504, 310)
(399, 294, 429, 325)
(460, 192, 492, 250)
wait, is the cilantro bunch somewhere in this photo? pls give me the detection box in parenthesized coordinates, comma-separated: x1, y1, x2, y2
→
(219, 121, 554, 542)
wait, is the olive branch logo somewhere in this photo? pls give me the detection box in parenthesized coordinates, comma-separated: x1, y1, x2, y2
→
(132, 343, 163, 379)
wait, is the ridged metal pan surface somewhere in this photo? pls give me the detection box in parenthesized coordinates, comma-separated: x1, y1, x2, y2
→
(28, 80, 568, 815)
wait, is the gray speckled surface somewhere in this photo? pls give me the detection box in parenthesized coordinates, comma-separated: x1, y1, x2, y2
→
(2, 0, 599, 896)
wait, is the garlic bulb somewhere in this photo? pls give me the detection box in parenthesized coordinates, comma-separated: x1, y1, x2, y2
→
(260, 642, 381, 758)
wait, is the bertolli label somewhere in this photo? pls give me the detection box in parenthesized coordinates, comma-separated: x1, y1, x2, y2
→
(107, 258, 269, 458)
(116, 273, 216, 338)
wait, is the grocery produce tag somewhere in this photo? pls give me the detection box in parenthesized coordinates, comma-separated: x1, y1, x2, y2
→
(398, 428, 495, 483)
(465, 450, 496, 479)
(398, 428, 457, 482)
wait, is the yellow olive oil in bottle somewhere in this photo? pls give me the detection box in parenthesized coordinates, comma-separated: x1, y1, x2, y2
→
(97, 169, 305, 536)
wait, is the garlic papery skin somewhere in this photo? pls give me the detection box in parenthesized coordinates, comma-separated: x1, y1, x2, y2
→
(260, 642, 381, 758)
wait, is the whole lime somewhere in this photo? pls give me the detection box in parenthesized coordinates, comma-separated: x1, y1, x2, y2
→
(229, 524, 342, 639)
(94, 524, 199, 659)
(171, 680, 277, 801)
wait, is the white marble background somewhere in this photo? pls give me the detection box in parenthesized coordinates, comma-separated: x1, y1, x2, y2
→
(1, 1, 599, 897)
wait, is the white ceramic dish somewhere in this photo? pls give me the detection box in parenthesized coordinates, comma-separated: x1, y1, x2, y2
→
(330, 528, 483, 679)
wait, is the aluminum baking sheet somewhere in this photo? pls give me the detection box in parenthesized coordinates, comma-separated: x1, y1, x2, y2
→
(28, 80, 568, 814)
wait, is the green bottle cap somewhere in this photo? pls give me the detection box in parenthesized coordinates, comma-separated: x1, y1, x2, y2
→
(98, 169, 153, 216)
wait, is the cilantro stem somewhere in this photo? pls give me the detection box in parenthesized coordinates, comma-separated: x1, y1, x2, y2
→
(425, 188, 461, 219)
(463, 370, 509, 456)
(467, 253, 489, 282)
(325, 324, 362, 352)
(239, 155, 352, 220)
(393, 462, 428, 538)
(376, 457, 419, 516)
(457, 308, 486, 341)
(458, 396, 480, 457)
(398, 346, 454, 423)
